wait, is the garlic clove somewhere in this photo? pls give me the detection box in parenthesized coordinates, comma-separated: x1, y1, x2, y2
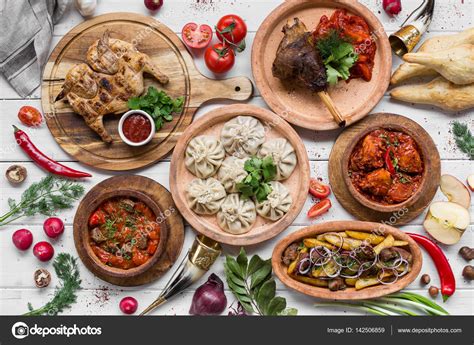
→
(75, 0, 97, 17)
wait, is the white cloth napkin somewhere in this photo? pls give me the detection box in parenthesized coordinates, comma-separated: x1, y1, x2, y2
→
(0, 0, 70, 97)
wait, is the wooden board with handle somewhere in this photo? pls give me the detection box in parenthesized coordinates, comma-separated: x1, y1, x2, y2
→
(42, 13, 253, 171)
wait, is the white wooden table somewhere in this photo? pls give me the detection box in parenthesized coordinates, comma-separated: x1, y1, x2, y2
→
(0, 0, 472, 316)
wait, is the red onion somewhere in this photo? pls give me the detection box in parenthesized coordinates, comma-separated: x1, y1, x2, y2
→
(228, 302, 247, 316)
(383, 0, 402, 16)
(189, 274, 227, 315)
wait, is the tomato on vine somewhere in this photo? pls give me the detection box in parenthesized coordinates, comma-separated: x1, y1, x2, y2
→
(204, 43, 235, 74)
(215, 14, 247, 52)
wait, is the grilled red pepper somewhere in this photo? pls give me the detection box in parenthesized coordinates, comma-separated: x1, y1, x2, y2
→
(384, 147, 396, 176)
(408, 233, 456, 302)
(13, 126, 91, 178)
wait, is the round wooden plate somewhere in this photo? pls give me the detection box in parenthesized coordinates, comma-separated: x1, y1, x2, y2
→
(170, 104, 311, 246)
(252, 0, 391, 130)
(329, 113, 441, 225)
(272, 221, 422, 300)
(42, 13, 253, 171)
(73, 175, 185, 286)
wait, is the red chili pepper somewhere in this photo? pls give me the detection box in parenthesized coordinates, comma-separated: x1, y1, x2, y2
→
(13, 125, 91, 178)
(384, 147, 396, 176)
(408, 233, 456, 302)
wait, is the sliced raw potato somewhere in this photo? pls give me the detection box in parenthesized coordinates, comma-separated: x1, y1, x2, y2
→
(423, 201, 470, 245)
(440, 174, 471, 209)
(467, 174, 474, 192)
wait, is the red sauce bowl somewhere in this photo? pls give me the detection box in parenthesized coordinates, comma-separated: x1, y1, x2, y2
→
(118, 110, 155, 146)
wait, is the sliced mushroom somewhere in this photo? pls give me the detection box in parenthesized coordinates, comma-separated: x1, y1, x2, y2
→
(34, 269, 51, 288)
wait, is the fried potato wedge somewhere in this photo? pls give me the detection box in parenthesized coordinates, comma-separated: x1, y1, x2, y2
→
(345, 231, 385, 244)
(374, 234, 395, 254)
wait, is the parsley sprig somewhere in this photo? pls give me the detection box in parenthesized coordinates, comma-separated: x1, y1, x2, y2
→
(0, 176, 84, 228)
(25, 253, 81, 316)
(452, 121, 474, 159)
(236, 156, 277, 202)
(317, 30, 358, 86)
(128, 86, 184, 131)
(224, 248, 297, 316)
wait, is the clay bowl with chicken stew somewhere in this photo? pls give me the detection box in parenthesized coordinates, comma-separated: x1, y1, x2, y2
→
(341, 119, 431, 213)
(74, 189, 168, 282)
(272, 221, 422, 300)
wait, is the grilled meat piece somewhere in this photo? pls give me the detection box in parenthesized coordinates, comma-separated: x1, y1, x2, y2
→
(359, 168, 392, 197)
(272, 18, 327, 92)
(55, 31, 169, 143)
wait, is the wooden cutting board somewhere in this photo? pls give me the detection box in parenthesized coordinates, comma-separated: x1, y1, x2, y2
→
(41, 13, 253, 171)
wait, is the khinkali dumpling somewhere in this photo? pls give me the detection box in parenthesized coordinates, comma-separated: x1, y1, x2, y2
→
(256, 181, 292, 221)
(217, 156, 248, 193)
(185, 136, 225, 178)
(186, 178, 226, 215)
(217, 194, 256, 235)
(258, 138, 297, 180)
(221, 116, 265, 158)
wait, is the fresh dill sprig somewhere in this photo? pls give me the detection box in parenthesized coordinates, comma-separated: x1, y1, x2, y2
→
(0, 175, 85, 227)
(452, 121, 474, 159)
(24, 253, 82, 316)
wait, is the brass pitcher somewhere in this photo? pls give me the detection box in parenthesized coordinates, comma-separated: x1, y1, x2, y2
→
(389, 0, 435, 56)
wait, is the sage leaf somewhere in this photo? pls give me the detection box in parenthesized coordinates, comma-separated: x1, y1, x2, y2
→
(250, 260, 272, 289)
(256, 279, 276, 314)
(267, 297, 287, 316)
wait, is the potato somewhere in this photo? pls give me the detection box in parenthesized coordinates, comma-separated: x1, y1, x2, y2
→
(325, 235, 362, 250)
(303, 238, 336, 250)
(393, 240, 409, 247)
(345, 278, 357, 286)
(373, 234, 395, 254)
(317, 232, 347, 241)
(345, 231, 385, 245)
(291, 275, 328, 287)
(287, 259, 298, 275)
(355, 272, 393, 290)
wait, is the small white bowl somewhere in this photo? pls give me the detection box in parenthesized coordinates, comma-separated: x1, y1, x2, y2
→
(118, 110, 155, 147)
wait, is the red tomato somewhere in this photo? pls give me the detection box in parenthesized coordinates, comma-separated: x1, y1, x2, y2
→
(18, 106, 42, 127)
(307, 199, 332, 219)
(204, 43, 235, 74)
(182, 23, 213, 49)
(216, 14, 247, 45)
(309, 178, 331, 199)
(89, 210, 106, 227)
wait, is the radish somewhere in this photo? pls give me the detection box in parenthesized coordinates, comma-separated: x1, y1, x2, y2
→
(43, 217, 64, 238)
(383, 0, 402, 16)
(144, 0, 163, 11)
(119, 297, 138, 314)
(33, 242, 55, 262)
(12, 229, 33, 250)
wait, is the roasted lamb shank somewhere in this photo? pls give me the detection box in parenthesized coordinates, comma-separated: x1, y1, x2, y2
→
(272, 18, 345, 126)
(55, 31, 169, 143)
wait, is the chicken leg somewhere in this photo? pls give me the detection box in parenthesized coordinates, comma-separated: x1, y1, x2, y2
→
(390, 76, 474, 111)
(391, 28, 474, 85)
(403, 44, 474, 85)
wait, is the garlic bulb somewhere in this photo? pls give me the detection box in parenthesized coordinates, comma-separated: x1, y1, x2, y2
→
(75, 0, 97, 17)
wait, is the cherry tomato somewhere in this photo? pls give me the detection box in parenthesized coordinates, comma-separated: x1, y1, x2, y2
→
(309, 178, 331, 199)
(182, 23, 213, 49)
(119, 296, 138, 315)
(204, 43, 235, 74)
(216, 14, 247, 46)
(307, 199, 332, 219)
(18, 106, 42, 127)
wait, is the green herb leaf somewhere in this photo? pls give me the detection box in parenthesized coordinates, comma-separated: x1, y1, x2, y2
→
(24, 253, 81, 316)
(127, 86, 184, 133)
(0, 176, 84, 228)
(278, 307, 298, 316)
(224, 249, 297, 316)
(316, 29, 359, 86)
(452, 121, 474, 159)
(237, 156, 276, 202)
